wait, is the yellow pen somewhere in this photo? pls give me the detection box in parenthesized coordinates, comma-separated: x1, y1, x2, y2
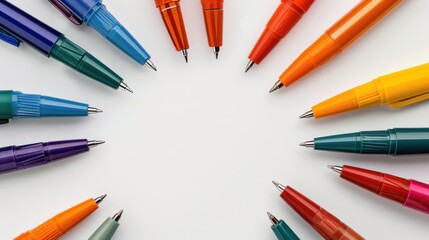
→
(300, 63, 429, 119)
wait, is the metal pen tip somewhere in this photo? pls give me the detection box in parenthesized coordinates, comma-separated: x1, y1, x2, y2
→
(112, 209, 124, 222)
(88, 107, 103, 114)
(94, 194, 107, 204)
(145, 60, 157, 71)
(181, 49, 188, 63)
(245, 60, 254, 73)
(300, 141, 315, 148)
(119, 82, 134, 93)
(214, 47, 220, 59)
(267, 212, 279, 225)
(328, 165, 343, 174)
(88, 140, 105, 148)
(272, 181, 286, 192)
(269, 81, 283, 93)
(299, 110, 314, 119)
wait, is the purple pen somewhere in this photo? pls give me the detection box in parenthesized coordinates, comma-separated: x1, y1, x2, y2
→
(0, 139, 104, 174)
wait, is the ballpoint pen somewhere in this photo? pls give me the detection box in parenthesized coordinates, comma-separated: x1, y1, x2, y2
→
(89, 210, 123, 240)
(0, 90, 101, 124)
(329, 165, 429, 214)
(245, 0, 314, 72)
(0, 0, 132, 92)
(0, 139, 104, 174)
(155, 0, 190, 62)
(47, 0, 157, 71)
(201, 0, 223, 59)
(269, 0, 403, 93)
(272, 181, 364, 240)
(15, 195, 107, 240)
(267, 212, 300, 240)
(300, 63, 429, 119)
(301, 128, 429, 155)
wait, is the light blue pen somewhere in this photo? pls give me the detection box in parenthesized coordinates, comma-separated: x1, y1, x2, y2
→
(0, 90, 102, 124)
(48, 0, 157, 71)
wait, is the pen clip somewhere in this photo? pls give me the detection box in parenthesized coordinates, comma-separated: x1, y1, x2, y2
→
(388, 92, 429, 108)
(48, 0, 83, 25)
(0, 28, 20, 47)
(0, 119, 9, 124)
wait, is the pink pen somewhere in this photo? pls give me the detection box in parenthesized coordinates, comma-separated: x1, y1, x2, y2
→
(329, 165, 429, 214)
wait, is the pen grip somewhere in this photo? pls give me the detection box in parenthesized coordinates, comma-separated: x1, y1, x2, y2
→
(0, 143, 47, 173)
(272, 220, 300, 240)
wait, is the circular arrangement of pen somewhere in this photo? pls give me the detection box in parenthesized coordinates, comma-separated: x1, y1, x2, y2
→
(1, 0, 428, 239)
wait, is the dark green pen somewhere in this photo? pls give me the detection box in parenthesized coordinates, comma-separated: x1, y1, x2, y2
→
(301, 128, 429, 155)
(267, 212, 300, 240)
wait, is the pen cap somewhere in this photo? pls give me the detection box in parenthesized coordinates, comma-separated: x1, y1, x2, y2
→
(88, 217, 120, 240)
(404, 180, 429, 214)
(391, 128, 429, 155)
(0, 90, 13, 119)
(376, 63, 429, 108)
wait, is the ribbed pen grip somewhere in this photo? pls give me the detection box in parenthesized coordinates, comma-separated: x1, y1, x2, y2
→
(14, 143, 48, 169)
(359, 131, 389, 154)
(353, 81, 382, 108)
(16, 94, 41, 117)
(87, 6, 118, 37)
(29, 220, 63, 240)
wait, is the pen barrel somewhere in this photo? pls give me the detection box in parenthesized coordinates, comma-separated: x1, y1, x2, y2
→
(0, 90, 13, 119)
(0, 0, 62, 55)
(0, 139, 89, 173)
(88, 218, 120, 240)
(58, 0, 100, 21)
(201, 0, 223, 48)
(404, 180, 429, 214)
(156, 0, 189, 51)
(271, 220, 300, 240)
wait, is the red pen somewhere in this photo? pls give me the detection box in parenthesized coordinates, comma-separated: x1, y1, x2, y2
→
(272, 181, 364, 240)
(329, 165, 429, 214)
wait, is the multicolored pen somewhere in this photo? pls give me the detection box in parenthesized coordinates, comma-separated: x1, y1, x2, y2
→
(0, 139, 104, 174)
(0, 0, 132, 92)
(329, 165, 429, 214)
(0, 90, 101, 124)
(267, 212, 300, 240)
(272, 181, 364, 240)
(301, 128, 429, 155)
(201, 0, 224, 59)
(14, 195, 107, 240)
(270, 0, 403, 93)
(47, 0, 156, 70)
(300, 63, 429, 119)
(89, 210, 123, 240)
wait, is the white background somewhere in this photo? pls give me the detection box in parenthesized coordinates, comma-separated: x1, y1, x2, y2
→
(1, 0, 429, 239)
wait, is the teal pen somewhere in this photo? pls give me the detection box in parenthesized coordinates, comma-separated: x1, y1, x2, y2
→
(267, 212, 300, 240)
(88, 210, 123, 240)
(0, 90, 101, 124)
(301, 128, 429, 155)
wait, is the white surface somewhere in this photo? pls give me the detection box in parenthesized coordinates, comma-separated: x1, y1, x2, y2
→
(1, 0, 429, 239)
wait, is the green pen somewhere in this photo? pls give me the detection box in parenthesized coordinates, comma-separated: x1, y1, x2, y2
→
(89, 210, 123, 240)
(301, 128, 429, 155)
(267, 212, 300, 240)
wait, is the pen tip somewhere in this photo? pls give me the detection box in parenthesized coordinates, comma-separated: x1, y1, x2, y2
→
(214, 47, 220, 59)
(88, 140, 106, 148)
(300, 141, 315, 148)
(267, 212, 279, 225)
(120, 82, 134, 93)
(145, 60, 157, 71)
(112, 209, 124, 222)
(95, 194, 107, 204)
(181, 49, 188, 63)
(299, 110, 314, 119)
(269, 81, 283, 93)
(88, 107, 103, 114)
(328, 165, 343, 174)
(245, 60, 254, 73)
(272, 181, 286, 192)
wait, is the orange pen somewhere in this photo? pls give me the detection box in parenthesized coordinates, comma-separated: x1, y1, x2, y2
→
(245, 0, 314, 72)
(270, 0, 403, 93)
(201, 0, 224, 59)
(14, 195, 106, 240)
(155, 0, 190, 62)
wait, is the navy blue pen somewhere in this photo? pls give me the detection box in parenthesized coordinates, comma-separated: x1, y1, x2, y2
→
(48, 0, 157, 70)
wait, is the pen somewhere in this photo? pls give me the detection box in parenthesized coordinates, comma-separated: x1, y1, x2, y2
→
(270, 0, 403, 93)
(48, 0, 157, 71)
(301, 128, 429, 155)
(201, 0, 224, 59)
(272, 181, 364, 240)
(89, 210, 123, 240)
(245, 0, 314, 72)
(0, 90, 101, 124)
(267, 212, 300, 240)
(300, 63, 429, 119)
(0, 139, 104, 174)
(14, 195, 107, 240)
(329, 165, 429, 214)
(155, 0, 190, 62)
(0, 0, 132, 92)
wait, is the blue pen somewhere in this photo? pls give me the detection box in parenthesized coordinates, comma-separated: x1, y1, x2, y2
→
(48, 0, 157, 70)
(0, 90, 102, 124)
